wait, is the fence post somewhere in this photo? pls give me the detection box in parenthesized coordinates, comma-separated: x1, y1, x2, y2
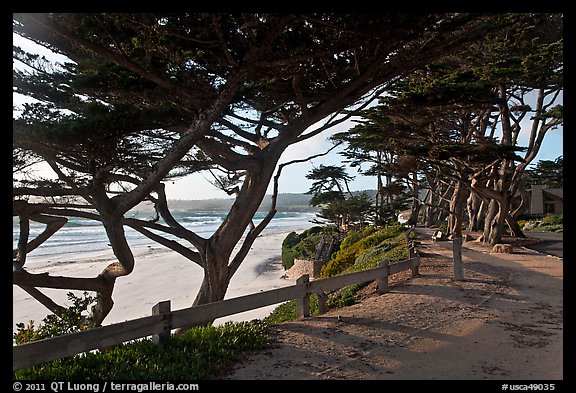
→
(317, 291, 328, 314)
(377, 261, 389, 294)
(152, 300, 171, 344)
(296, 275, 310, 318)
(411, 255, 420, 277)
(410, 240, 420, 277)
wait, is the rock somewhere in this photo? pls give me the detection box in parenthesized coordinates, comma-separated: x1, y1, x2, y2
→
(285, 259, 316, 279)
(491, 244, 514, 253)
(431, 230, 443, 241)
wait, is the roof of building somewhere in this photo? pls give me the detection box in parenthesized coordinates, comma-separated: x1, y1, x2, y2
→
(543, 188, 563, 199)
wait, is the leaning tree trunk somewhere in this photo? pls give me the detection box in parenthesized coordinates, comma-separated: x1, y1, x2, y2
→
(475, 197, 488, 232)
(423, 189, 434, 227)
(488, 196, 510, 246)
(91, 213, 136, 325)
(466, 191, 482, 232)
(375, 150, 384, 225)
(449, 175, 465, 281)
(192, 240, 232, 308)
(486, 163, 512, 246)
(505, 211, 526, 238)
(482, 199, 498, 243)
(407, 171, 421, 227)
(503, 179, 527, 238)
(184, 152, 282, 328)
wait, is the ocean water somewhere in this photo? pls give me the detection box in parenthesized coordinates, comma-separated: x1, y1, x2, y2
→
(13, 210, 317, 263)
(13, 210, 318, 332)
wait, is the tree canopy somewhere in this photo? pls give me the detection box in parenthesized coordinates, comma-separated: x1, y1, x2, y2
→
(13, 13, 534, 324)
(329, 13, 562, 279)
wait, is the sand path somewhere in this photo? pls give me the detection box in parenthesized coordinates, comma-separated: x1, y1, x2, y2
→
(222, 229, 563, 380)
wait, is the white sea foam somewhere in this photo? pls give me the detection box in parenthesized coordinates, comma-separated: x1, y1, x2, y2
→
(13, 210, 317, 264)
(13, 211, 318, 333)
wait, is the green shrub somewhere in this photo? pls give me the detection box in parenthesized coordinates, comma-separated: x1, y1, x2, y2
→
(339, 226, 378, 250)
(541, 214, 563, 225)
(379, 244, 409, 263)
(265, 300, 299, 324)
(14, 291, 97, 344)
(354, 241, 397, 267)
(264, 294, 321, 324)
(320, 245, 358, 277)
(292, 235, 320, 260)
(320, 224, 406, 277)
(519, 214, 563, 232)
(14, 320, 269, 380)
(268, 224, 412, 325)
(281, 226, 340, 270)
(325, 283, 362, 308)
(282, 231, 300, 249)
(281, 231, 300, 269)
(300, 226, 324, 238)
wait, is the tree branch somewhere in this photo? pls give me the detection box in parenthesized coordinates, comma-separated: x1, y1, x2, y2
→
(196, 137, 261, 172)
(126, 224, 204, 268)
(13, 270, 109, 293)
(17, 285, 68, 318)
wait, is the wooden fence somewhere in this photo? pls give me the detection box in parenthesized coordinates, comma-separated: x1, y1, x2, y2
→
(13, 244, 419, 371)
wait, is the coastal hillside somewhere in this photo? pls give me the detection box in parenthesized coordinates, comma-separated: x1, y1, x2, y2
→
(131, 193, 315, 213)
(162, 193, 317, 212)
(160, 190, 377, 212)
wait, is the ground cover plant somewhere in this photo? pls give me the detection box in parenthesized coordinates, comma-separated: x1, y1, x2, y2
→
(14, 299, 269, 380)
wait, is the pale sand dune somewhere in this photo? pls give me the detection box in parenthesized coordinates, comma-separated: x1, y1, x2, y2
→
(13, 231, 296, 333)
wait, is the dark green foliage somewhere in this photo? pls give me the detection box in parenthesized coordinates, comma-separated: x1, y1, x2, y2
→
(309, 190, 345, 207)
(270, 224, 411, 324)
(281, 231, 300, 269)
(519, 215, 563, 232)
(14, 292, 97, 344)
(300, 226, 325, 238)
(339, 226, 379, 250)
(306, 165, 353, 199)
(325, 283, 362, 309)
(15, 13, 500, 184)
(13, 320, 269, 380)
(319, 192, 375, 228)
(13, 291, 269, 379)
(523, 156, 563, 188)
(320, 223, 406, 277)
(282, 231, 300, 249)
(264, 294, 321, 325)
(305, 165, 377, 228)
(281, 226, 338, 270)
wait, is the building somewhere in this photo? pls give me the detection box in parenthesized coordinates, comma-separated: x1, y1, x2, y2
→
(529, 185, 563, 215)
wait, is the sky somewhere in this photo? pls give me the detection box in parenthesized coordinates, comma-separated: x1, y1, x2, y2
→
(13, 33, 563, 201)
(162, 118, 563, 200)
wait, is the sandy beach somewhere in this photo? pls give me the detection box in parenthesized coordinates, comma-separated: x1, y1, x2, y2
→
(13, 231, 297, 333)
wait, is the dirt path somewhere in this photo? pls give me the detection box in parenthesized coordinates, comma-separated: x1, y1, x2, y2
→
(221, 230, 563, 380)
